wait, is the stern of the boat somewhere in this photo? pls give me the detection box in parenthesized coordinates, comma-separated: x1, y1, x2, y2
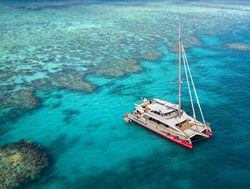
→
(123, 113, 131, 123)
(204, 129, 213, 137)
(203, 124, 213, 137)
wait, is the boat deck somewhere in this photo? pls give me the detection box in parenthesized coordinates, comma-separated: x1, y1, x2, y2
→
(147, 119, 187, 139)
(179, 121, 194, 131)
(127, 113, 209, 139)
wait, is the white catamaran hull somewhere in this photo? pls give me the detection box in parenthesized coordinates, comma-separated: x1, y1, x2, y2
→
(124, 112, 212, 149)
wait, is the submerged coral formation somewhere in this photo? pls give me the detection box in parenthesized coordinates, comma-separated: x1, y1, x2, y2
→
(226, 43, 250, 51)
(143, 51, 163, 61)
(169, 35, 201, 52)
(51, 70, 96, 92)
(0, 140, 49, 189)
(94, 58, 141, 77)
(0, 89, 39, 110)
(63, 109, 80, 124)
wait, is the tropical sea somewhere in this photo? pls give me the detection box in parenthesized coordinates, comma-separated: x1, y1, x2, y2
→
(0, 0, 250, 188)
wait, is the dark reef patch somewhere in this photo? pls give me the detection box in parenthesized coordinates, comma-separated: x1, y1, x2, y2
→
(109, 78, 152, 97)
(0, 140, 49, 189)
(30, 78, 52, 91)
(0, 124, 9, 136)
(63, 109, 80, 124)
(50, 70, 96, 93)
(0, 89, 39, 110)
(51, 102, 61, 109)
(92, 58, 142, 77)
(142, 51, 163, 61)
(0, 90, 42, 126)
(0, 109, 22, 126)
(48, 134, 81, 159)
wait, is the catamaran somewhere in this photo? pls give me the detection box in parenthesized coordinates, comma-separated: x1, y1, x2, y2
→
(124, 24, 212, 149)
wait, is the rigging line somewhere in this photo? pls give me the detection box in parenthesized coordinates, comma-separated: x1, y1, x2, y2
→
(182, 45, 206, 124)
(182, 45, 199, 131)
(182, 45, 205, 124)
(182, 46, 196, 120)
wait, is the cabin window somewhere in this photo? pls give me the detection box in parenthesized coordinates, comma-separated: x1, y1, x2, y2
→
(152, 111, 161, 115)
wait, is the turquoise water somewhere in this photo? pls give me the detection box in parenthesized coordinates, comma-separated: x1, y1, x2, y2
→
(1, 0, 250, 188)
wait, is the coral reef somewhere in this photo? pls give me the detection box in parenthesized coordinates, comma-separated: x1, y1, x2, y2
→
(30, 78, 52, 90)
(0, 1, 249, 116)
(143, 51, 163, 61)
(0, 90, 39, 110)
(0, 140, 49, 189)
(63, 109, 80, 124)
(51, 71, 96, 92)
(226, 43, 250, 51)
(95, 58, 141, 77)
(169, 35, 201, 52)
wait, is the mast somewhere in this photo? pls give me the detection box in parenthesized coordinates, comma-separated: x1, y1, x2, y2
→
(178, 22, 182, 117)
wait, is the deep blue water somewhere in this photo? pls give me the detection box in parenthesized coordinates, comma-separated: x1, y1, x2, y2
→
(0, 0, 250, 189)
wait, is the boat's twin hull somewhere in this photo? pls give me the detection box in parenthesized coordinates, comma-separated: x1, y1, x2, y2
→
(124, 114, 212, 149)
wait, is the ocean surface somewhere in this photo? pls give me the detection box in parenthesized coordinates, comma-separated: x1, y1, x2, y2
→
(0, 0, 250, 188)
